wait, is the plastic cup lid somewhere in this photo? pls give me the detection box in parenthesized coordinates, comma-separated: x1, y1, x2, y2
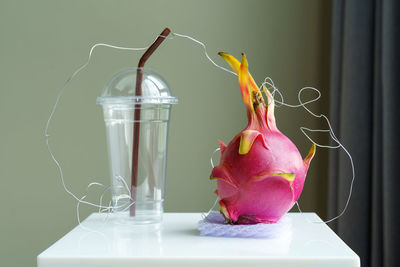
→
(97, 68, 178, 105)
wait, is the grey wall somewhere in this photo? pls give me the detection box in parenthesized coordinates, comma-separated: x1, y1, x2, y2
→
(0, 0, 331, 266)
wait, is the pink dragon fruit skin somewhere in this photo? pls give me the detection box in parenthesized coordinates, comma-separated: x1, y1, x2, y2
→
(211, 53, 315, 224)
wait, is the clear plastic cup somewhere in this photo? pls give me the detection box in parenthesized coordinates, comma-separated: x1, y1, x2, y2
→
(97, 68, 177, 225)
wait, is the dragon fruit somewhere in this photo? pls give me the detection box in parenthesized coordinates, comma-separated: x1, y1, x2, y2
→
(210, 53, 316, 224)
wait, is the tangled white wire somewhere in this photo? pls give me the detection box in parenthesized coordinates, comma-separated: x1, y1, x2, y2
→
(45, 31, 354, 226)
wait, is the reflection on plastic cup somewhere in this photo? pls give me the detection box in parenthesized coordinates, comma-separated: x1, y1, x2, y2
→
(97, 68, 177, 225)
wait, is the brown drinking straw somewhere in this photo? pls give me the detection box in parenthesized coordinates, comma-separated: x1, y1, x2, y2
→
(130, 27, 171, 216)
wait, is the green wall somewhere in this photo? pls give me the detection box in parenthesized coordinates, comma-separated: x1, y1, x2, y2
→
(0, 0, 331, 265)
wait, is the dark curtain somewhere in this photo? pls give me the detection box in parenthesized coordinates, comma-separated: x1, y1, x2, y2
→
(329, 0, 400, 266)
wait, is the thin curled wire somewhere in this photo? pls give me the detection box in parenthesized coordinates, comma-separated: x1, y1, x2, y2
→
(45, 31, 354, 226)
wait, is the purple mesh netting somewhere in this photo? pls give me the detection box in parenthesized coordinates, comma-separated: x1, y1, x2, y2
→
(198, 212, 292, 238)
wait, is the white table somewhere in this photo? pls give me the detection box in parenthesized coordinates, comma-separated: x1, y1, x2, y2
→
(37, 213, 360, 267)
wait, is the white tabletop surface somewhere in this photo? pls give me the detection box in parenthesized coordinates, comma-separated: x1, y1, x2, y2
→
(37, 212, 359, 267)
